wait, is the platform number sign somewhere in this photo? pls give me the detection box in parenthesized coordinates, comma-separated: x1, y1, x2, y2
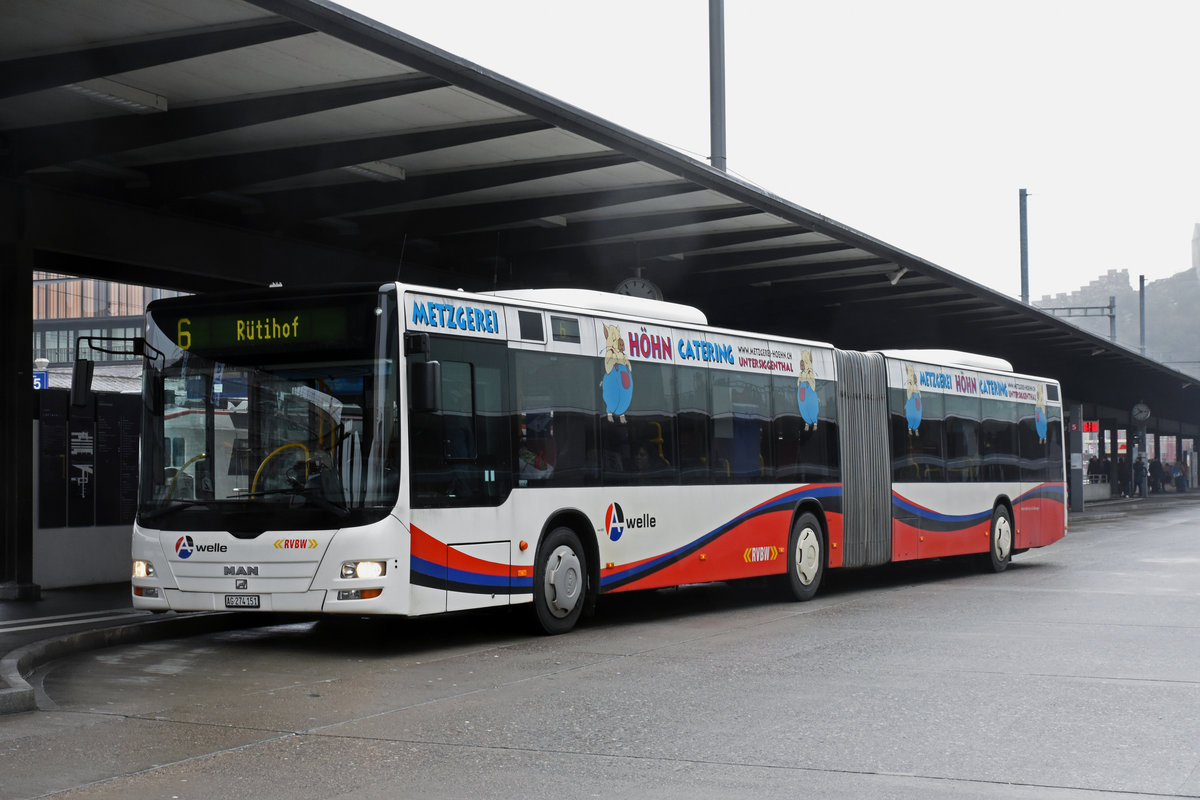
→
(33, 370, 49, 390)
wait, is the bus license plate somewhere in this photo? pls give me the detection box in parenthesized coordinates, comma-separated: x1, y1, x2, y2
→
(225, 594, 260, 608)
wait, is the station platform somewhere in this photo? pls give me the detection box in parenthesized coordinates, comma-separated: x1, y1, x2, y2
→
(1, 585, 289, 714)
(5, 488, 1200, 714)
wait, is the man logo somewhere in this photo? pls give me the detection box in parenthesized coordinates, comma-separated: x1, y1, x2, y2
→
(175, 535, 195, 559)
(605, 502, 625, 541)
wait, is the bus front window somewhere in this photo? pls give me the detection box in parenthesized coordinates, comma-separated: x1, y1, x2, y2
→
(138, 289, 400, 532)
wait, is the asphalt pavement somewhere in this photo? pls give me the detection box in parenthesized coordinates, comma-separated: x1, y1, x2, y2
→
(4, 488, 1200, 715)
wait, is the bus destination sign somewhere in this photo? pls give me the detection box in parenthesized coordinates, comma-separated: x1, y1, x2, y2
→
(159, 307, 351, 353)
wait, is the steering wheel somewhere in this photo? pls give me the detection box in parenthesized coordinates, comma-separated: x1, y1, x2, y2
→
(251, 442, 309, 494)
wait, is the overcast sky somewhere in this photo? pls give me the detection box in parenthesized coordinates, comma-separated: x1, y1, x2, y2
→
(344, 0, 1200, 300)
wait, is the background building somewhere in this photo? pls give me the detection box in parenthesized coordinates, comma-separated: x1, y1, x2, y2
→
(33, 273, 183, 366)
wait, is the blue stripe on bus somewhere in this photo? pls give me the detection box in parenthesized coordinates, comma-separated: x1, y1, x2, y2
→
(892, 482, 1067, 526)
(411, 556, 534, 594)
(890, 495, 993, 524)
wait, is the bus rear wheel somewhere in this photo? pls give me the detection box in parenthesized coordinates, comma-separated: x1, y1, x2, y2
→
(533, 527, 587, 635)
(785, 512, 824, 601)
(982, 505, 1013, 573)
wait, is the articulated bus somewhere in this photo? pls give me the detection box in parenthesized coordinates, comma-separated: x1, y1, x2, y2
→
(130, 283, 1066, 633)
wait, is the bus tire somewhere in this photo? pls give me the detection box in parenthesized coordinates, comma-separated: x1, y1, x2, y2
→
(785, 511, 824, 601)
(982, 505, 1013, 573)
(533, 526, 587, 635)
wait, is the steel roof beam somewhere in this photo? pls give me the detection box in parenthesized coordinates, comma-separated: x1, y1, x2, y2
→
(0, 18, 312, 99)
(414, 206, 773, 264)
(21, 181, 395, 288)
(690, 242, 856, 273)
(5, 74, 447, 174)
(505, 224, 813, 267)
(254, 152, 636, 225)
(140, 118, 553, 198)
(591, 225, 814, 263)
(483, 206, 768, 252)
(684, 257, 891, 293)
(355, 182, 707, 237)
(834, 284, 962, 303)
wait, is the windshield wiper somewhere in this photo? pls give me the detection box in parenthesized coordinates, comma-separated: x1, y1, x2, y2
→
(138, 499, 210, 523)
(235, 486, 351, 519)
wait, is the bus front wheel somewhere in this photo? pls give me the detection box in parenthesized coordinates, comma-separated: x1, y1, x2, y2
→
(785, 512, 824, 601)
(532, 527, 587, 635)
(982, 505, 1013, 573)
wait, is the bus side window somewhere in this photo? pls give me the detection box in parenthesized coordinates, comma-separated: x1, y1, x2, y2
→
(711, 371, 771, 483)
(410, 340, 512, 508)
(676, 366, 710, 484)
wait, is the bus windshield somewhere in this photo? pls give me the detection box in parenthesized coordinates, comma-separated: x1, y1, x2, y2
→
(138, 287, 400, 533)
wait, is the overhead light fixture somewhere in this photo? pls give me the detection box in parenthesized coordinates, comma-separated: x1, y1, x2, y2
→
(314, 217, 360, 236)
(888, 266, 909, 286)
(343, 161, 407, 182)
(64, 78, 167, 114)
(205, 191, 263, 214)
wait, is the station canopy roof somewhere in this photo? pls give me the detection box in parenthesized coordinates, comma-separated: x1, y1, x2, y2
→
(2, 0, 1196, 429)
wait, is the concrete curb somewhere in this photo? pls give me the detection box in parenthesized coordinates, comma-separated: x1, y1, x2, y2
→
(0, 612, 293, 715)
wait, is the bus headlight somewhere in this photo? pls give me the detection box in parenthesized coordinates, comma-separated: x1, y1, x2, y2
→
(341, 560, 385, 580)
(133, 560, 155, 578)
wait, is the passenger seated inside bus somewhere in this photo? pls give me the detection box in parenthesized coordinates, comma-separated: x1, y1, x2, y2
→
(633, 422, 672, 480)
(518, 437, 554, 479)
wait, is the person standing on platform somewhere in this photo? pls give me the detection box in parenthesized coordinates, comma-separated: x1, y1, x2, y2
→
(1133, 456, 1148, 498)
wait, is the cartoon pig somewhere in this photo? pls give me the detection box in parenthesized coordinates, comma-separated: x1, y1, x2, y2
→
(797, 350, 819, 430)
(1035, 385, 1047, 443)
(600, 323, 633, 423)
(904, 363, 922, 435)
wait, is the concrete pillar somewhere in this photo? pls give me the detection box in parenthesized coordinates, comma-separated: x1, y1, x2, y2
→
(1069, 405, 1084, 512)
(0, 227, 40, 599)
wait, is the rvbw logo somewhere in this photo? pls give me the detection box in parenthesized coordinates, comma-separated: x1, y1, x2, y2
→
(604, 502, 656, 542)
(174, 536, 227, 559)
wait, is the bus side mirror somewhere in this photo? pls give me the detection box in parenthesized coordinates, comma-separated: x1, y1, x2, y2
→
(404, 332, 430, 356)
(70, 358, 94, 407)
(411, 360, 441, 413)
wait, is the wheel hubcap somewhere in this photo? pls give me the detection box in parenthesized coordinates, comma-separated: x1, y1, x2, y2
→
(994, 515, 1012, 561)
(794, 526, 820, 586)
(543, 545, 582, 618)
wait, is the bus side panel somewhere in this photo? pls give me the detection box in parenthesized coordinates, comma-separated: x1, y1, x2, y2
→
(826, 506, 845, 569)
(891, 484, 1010, 560)
(599, 484, 843, 594)
(1013, 482, 1067, 549)
(601, 507, 793, 593)
(891, 493, 920, 562)
(409, 521, 526, 614)
(409, 485, 843, 607)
